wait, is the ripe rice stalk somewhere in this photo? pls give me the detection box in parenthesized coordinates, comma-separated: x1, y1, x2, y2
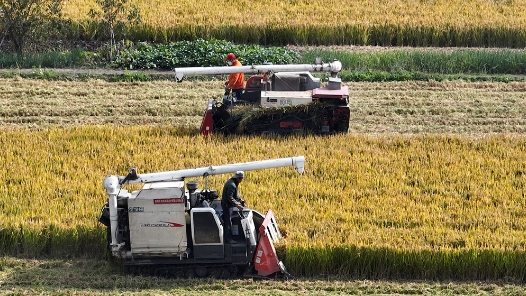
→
(59, 0, 526, 46)
(1, 127, 526, 279)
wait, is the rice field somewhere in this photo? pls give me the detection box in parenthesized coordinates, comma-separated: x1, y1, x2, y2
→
(60, 0, 526, 46)
(1, 77, 526, 279)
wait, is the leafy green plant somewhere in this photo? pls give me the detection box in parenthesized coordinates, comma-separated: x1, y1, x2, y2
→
(112, 39, 300, 70)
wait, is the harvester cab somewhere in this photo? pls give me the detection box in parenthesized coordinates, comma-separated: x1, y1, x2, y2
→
(99, 156, 305, 278)
(174, 58, 350, 135)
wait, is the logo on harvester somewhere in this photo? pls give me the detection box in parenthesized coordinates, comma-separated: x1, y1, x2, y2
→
(141, 221, 184, 227)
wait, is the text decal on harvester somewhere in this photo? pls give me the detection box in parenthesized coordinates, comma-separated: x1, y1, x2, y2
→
(141, 221, 184, 227)
(153, 198, 184, 204)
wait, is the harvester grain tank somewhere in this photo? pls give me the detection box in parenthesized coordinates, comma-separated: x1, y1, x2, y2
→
(174, 58, 350, 135)
(99, 156, 305, 278)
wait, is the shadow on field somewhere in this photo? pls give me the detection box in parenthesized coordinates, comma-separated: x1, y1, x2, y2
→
(1, 256, 526, 295)
(2, 244, 526, 290)
(1, 223, 526, 284)
(0, 256, 242, 291)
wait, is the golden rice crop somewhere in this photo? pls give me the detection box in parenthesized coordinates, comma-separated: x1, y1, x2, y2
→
(60, 0, 526, 46)
(1, 127, 526, 278)
(64, 0, 526, 29)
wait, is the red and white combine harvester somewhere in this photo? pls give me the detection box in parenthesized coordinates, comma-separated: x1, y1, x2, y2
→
(99, 156, 305, 278)
(174, 58, 350, 135)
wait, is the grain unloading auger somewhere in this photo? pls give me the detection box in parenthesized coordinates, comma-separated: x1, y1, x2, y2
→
(174, 58, 350, 135)
(99, 156, 305, 278)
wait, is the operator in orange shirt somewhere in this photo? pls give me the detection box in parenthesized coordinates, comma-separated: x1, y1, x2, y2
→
(224, 53, 245, 101)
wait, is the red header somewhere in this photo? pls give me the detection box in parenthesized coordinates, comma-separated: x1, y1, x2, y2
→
(154, 198, 184, 204)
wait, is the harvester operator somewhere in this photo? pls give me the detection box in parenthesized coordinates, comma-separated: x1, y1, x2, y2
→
(221, 170, 245, 244)
(224, 53, 245, 100)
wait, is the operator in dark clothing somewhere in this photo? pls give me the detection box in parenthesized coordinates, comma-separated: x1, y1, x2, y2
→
(221, 170, 245, 244)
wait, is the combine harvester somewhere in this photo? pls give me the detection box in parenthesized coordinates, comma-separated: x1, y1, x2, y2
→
(174, 58, 350, 135)
(99, 156, 305, 278)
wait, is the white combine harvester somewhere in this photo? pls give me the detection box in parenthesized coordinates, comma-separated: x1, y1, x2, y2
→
(99, 156, 305, 278)
(174, 58, 350, 135)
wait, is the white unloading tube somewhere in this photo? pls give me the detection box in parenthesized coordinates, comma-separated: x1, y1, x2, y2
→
(118, 156, 305, 185)
(174, 61, 342, 81)
(103, 175, 125, 256)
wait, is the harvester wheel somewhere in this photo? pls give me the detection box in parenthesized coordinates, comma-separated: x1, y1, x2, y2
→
(221, 267, 232, 279)
(228, 265, 238, 277)
(154, 267, 170, 278)
(185, 269, 195, 279)
(195, 266, 208, 278)
(174, 269, 185, 278)
(209, 267, 227, 279)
